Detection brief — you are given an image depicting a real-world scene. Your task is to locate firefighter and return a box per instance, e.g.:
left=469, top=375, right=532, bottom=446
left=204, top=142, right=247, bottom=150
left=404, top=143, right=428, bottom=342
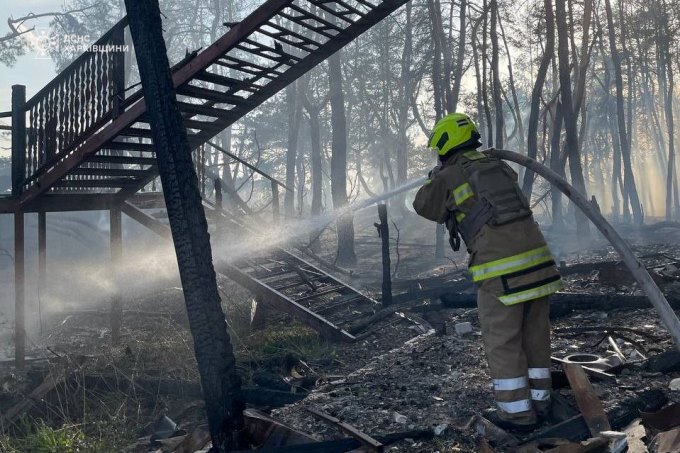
left=413, top=112, right=562, bottom=431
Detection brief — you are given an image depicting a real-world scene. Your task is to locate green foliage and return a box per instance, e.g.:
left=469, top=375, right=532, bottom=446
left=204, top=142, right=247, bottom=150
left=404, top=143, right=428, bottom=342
left=0, top=415, right=140, bottom=453
left=10, top=422, right=86, bottom=453
left=0, top=34, right=28, bottom=67
left=247, top=324, right=337, bottom=362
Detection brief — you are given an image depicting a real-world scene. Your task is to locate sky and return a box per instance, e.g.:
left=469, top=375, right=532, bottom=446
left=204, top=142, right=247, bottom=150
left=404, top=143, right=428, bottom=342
left=0, top=1, right=66, bottom=111
left=0, top=1, right=82, bottom=154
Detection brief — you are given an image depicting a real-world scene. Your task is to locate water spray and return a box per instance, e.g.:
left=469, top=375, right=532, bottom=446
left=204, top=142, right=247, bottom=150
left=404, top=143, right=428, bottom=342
left=267, top=176, right=429, bottom=245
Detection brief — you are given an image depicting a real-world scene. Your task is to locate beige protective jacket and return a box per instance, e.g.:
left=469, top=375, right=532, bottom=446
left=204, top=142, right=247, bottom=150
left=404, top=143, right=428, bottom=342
left=413, top=149, right=562, bottom=305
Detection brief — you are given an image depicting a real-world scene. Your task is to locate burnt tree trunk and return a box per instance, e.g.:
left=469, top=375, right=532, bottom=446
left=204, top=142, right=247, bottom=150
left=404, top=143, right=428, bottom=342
left=302, top=101, right=323, bottom=217
left=550, top=104, right=565, bottom=229
left=395, top=1, right=414, bottom=214
left=376, top=204, right=392, bottom=306
left=450, top=0, right=467, bottom=111
left=123, top=0, right=244, bottom=450
left=482, top=0, right=493, bottom=143
left=428, top=0, right=445, bottom=120
left=110, top=208, right=122, bottom=345
left=284, top=81, right=302, bottom=216
left=329, top=51, right=357, bottom=265
left=659, top=6, right=676, bottom=221
left=555, top=0, right=590, bottom=239
left=471, top=15, right=485, bottom=139
left=490, top=0, right=504, bottom=149
left=604, top=0, right=643, bottom=224
left=426, top=0, right=446, bottom=258
left=522, top=0, right=555, bottom=197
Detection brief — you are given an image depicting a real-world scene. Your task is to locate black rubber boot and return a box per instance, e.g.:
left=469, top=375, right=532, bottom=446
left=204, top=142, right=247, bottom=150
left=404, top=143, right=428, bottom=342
left=481, top=408, right=538, bottom=434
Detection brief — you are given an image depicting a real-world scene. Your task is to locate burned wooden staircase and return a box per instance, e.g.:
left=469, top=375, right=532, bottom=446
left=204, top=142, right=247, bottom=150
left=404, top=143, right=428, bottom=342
left=123, top=200, right=379, bottom=342
left=4, top=0, right=410, bottom=345
left=8, top=0, right=411, bottom=209
left=218, top=252, right=377, bottom=342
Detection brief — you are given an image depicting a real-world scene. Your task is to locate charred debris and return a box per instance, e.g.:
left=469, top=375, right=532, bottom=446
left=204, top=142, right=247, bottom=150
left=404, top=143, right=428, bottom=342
left=4, top=223, right=680, bottom=452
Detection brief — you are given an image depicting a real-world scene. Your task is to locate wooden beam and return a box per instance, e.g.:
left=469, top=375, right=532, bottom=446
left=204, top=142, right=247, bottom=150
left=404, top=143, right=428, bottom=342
left=207, top=140, right=291, bottom=191
left=110, top=208, right=123, bottom=344
left=88, top=155, right=156, bottom=166
left=106, top=141, right=156, bottom=152
left=120, top=201, right=172, bottom=239
left=0, top=357, right=87, bottom=431
left=71, top=168, right=149, bottom=177
left=14, top=211, right=25, bottom=370
left=306, top=407, right=383, bottom=451
left=38, top=211, right=46, bottom=333
left=21, top=194, right=119, bottom=213
left=563, top=362, right=611, bottom=437
left=11, top=85, right=26, bottom=196
left=55, top=178, right=139, bottom=188
left=0, top=197, right=18, bottom=213
left=177, top=100, right=232, bottom=117
left=177, top=84, right=255, bottom=106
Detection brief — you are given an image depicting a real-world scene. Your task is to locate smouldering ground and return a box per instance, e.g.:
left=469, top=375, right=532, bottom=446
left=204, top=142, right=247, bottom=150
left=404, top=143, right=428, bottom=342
left=2, top=216, right=680, bottom=451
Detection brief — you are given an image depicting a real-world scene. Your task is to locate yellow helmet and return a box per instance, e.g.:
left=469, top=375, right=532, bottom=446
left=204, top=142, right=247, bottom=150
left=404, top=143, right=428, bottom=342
left=428, top=113, right=481, bottom=156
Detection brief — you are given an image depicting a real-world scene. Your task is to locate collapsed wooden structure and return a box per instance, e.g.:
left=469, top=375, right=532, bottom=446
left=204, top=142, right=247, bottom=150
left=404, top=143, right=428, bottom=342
left=1, top=0, right=411, bottom=366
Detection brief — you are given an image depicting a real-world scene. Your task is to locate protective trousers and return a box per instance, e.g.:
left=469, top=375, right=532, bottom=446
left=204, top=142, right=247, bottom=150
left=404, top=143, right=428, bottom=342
left=477, top=289, right=552, bottom=425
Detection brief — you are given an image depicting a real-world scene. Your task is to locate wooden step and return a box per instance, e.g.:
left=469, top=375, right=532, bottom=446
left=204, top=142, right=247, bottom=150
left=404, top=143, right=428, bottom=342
left=89, top=155, right=156, bottom=166
left=71, top=167, right=149, bottom=177
left=56, top=178, right=139, bottom=188
left=106, top=141, right=156, bottom=152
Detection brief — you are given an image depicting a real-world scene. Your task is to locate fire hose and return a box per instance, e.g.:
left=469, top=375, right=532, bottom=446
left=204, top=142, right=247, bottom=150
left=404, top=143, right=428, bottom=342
left=489, top=148, right=680, bottom=352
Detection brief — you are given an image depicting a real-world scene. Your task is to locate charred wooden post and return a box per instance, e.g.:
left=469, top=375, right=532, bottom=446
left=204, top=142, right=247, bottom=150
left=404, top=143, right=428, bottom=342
left=12, top=84, right=27, bottom=370
left=13, top=212, right=25, bottom=370
left=38, top=211, right=46, bottom=334
left=110, top=23, right=127, bottom=119
left=110, top=207, right=123, bottom=344
left=375, top=203, right=392, bottom=306
left=11, top=85, right=26, bottom=196
left=214, top=178, right=223, bottom=210
left=271, top=180, right=280, bottom=221
left=124, top=0, right=245, bottom=448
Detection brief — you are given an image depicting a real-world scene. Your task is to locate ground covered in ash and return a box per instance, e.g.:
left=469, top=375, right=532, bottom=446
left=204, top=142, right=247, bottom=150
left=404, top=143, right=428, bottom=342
left=2, top=216, right=680, bottom=452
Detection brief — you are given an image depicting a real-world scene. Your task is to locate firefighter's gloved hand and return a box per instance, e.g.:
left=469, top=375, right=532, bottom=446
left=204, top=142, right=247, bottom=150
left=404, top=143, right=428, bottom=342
left=428, top=164, right=442, bottom=179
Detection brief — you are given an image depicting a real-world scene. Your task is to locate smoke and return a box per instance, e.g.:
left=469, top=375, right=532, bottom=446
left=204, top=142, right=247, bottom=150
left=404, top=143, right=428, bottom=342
left=0, top=176, right=432, bottom=360
left=214, top=176, right=428, bottom=260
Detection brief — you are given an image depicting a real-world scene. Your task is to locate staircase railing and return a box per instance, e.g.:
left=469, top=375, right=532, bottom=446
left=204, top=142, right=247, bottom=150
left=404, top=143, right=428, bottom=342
left=19, top=17, right=128, bottom=192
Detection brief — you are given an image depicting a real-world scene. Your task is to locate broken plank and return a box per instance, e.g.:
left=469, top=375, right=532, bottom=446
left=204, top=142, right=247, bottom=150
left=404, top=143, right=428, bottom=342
left=562, top=362, right=611, bottom=436
left=652, top=427, right=680, bottom=453
left=307, top=407, right=383, bottom=451
left=245, top=408, right=318, bottom=447
left=0, top=356, right=86, bottom=431
left=232, top=429, right=432, bottom=453
left=551, top=356, right=616, bottom=382
left=523, top=389, right=667, bottom=443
